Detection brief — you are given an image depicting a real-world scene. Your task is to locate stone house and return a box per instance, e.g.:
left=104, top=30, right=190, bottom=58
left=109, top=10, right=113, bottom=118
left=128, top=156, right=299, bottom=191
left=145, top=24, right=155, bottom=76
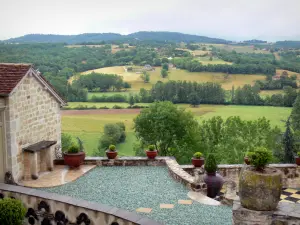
left=0, top=63, right=66, bottom=183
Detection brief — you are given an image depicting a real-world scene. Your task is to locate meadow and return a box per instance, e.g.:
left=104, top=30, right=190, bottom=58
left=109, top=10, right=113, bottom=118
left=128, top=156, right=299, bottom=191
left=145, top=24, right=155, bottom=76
left=62, top=104, right=291, bottom=156
left=76, top=66, right=266, bottom=91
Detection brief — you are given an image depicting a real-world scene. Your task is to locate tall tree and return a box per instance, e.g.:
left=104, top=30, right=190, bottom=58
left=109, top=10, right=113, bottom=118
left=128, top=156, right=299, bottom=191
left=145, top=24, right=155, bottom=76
left=161, top=69, right=168, bottom=78
left=188, top=92, right=201, bottom=107
left=283, top=118, right=295, bottom=163
left=291, top=95, right=300, bottom=132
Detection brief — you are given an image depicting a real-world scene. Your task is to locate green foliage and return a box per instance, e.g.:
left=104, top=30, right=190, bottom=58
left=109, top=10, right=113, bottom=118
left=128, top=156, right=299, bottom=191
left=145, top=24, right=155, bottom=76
left=291, top=95, right=300, bottom=132
left=160, top=69, right=168, bottom=78
left=0, top=198, right=26, bottom=225
left=233, top=84, right=263, bottom=105
left=76, top=137, right=84, bottom=152
left=61, top=133, right=74, bottom=152
left=140, top=71, right=150, bottom=83
left=297, top=152, right=300, bottom=157
left=248, top=147, right=273, bottom=170
left=128, top=95, right=135, bottom=106
left=109, top=144, right=116, bottom=151
left=68, top=144, right=80, bottom=153
left=193, top=152, right=203, bottom=159
left=134, top=101, right=200, bottom=163
left=198, top=116, right=282, bottom=164
left=90, top=94, right=127, bottom=102
left=148, top=145, right=155, bottom=151
left=188, top=92, right=201, bottom=107
left=98, top=122, right=126, bottom=151
left=204, top=154, right=217, bottom=173
left=283, top=118, right=295, bottom=163
left=162, top=63, right=169, bottom=71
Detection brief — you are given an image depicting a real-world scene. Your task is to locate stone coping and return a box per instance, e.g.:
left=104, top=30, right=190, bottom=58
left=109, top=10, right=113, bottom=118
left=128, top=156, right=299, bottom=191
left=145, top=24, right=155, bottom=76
left=181, top=164, right=298, bottom=170
left=0, top=183, right=162, bottom=225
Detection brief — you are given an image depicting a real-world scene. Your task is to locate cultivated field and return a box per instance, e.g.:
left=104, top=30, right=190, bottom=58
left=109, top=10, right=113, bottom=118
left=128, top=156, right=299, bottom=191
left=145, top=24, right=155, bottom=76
left=62, top=105, right=291, bottom=156
left=74, top=66, right=266, bottom=91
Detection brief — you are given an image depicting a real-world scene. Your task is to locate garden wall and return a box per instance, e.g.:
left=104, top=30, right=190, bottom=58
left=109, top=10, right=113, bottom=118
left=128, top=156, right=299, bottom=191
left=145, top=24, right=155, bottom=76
left=0, top=183, right=161, bottom=225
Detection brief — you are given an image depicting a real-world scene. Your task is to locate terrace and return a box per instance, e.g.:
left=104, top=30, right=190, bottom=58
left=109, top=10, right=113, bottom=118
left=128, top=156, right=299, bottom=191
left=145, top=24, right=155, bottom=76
left=2, top=156, right=300, bottom=225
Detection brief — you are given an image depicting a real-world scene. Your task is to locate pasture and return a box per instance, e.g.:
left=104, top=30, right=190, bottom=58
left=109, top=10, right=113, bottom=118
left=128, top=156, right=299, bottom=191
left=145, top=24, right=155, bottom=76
left=62, top=105, right=291, bottom=156
left=75, top=66, right=266, bottom=91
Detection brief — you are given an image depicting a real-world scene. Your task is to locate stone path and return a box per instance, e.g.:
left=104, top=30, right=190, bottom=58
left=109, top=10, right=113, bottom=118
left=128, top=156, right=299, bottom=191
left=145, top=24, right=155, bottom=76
left=20, top=165, right=96, bottom=188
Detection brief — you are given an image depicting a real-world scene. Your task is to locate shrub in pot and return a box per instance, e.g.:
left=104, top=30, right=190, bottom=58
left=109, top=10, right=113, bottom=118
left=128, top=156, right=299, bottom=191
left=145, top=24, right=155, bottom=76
left=0, top=198, right=26, bottom=225
left=203, top=154, right=224, bottom=198
left=146, top=145, right=158, bottom=159
left=192, top=152, right=205, bottom=167
left=239, top=147, right=282, bottom=211
left=295, top=152, right=300, bottom=166
left=76, top=137, right=86, bottom=163
left=63, top=145, right=84, bottom=168
left=106, top=144, right=118, bottom=159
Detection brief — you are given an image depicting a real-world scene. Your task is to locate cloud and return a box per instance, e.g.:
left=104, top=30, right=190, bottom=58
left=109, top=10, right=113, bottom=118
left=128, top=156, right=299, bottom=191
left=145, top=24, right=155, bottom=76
left=0, top=0, right=300, bottom=41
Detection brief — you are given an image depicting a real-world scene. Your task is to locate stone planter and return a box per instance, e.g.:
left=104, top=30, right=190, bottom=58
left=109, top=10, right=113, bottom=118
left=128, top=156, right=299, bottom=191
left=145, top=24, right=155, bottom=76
left=244, top=157, right=250, bottom=165
left=192, top=158, right=205, bottom=167
left=63, top=152, right=85, bottom=168
left=203, top=172, right=224, bottom=198
left=106, top=150, right=118, bottom=159
left=146, top=150, right=158, bottom=159
left=239, top=167, right=282, bottom=211
left=296, top=156, right=300, bottom=166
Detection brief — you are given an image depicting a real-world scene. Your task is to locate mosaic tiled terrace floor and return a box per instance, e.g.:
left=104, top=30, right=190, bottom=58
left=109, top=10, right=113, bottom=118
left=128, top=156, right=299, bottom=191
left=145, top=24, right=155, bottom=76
left=41, top=166, right=232, bottom=225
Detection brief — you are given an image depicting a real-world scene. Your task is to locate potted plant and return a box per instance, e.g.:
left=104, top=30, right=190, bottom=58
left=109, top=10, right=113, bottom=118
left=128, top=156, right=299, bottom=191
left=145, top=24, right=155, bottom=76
left=296, top=152, right=300, bottom=166
left=0, top=198, right=26, bottom=225
left=192, top=152, right=205, bottom=167
left=76, top=137, right=85, bottom=163
left=63, top=145, right=85, bottom=168
left=239, top=147, right=282, bottom=211
left=106, top=144, right=118, bottom=159
left=203, top=154, right=224, bottom=198
left=146, top=145, right=158, bottom=159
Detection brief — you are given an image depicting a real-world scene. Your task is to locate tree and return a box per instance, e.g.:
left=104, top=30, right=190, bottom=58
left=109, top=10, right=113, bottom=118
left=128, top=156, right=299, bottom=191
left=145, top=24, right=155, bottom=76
left=140, top=71, right=150, bottom=83
left=291, top=95, right=300, bottom=132
left=124, top=82, right=131, bottom=90
left=162, top=63, right=169, bottom=71
left=128, top=95, right=135, bottom=107
left=161, top=69, right=168, bottom=78
left=283, top=118, right=295, bottom=163
left=281, top=71, right=289, bottom=77
left=161, top=58, right=169, bottom=63
left=134, top=101, right=200, bottom=161
left=209, top=56, right=213, bottom=61
left=188, top=92, right=200, bottom=107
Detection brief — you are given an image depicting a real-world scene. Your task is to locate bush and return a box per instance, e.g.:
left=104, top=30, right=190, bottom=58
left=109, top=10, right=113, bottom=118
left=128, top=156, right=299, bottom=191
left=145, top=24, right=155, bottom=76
left=61, top=133, right=73, bottom=152
left=204, top=154, right=217, bottom=173
left=148, top=145, right=155, bottom=151
left=89, top=94, right=127, bottom=102
left=193, top=152, right=203, bottom=159
left=248, top=147, right=273, bottom=170
left=109, top=144, right=116, bottom=151
left=99, top=106, right=109, bottom=109
left=298, top=152, right=300, bottom=157
left=112, top=105, right=124, bottom=109
left=0, top=198, right=26, bottom=225
left=68, top=144, right=80, bottom=153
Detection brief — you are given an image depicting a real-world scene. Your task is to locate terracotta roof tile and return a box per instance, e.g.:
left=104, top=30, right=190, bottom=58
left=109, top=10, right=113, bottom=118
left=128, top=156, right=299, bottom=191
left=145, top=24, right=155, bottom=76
left=0, top=63, right=32, bottom=95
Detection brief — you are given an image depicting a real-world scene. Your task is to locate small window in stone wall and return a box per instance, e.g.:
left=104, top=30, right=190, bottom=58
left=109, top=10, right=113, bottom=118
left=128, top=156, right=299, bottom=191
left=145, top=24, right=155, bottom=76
left=27, top=96, right=30, bottom=99
left=111, top=223, right=119, bottom=225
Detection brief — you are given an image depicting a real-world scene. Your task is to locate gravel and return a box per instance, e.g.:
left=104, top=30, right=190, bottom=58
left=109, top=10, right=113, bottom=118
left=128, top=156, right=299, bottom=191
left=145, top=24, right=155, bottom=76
left=41, top=166, right=232, bottom=225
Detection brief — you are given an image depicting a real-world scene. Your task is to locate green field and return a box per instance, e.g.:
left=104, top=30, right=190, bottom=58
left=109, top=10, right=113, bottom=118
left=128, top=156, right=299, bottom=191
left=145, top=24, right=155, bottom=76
left=65, top=102, right=149, bottom=109
left=62, top=105, right=291, bottom=156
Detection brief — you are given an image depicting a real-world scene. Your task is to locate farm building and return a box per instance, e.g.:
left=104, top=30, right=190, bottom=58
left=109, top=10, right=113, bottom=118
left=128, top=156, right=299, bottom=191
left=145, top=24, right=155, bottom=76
left=272, top=75, right=281, bottom=81
left=0, top=63, right=66, bottom=183
left=143, top=64, right=154, bottom=71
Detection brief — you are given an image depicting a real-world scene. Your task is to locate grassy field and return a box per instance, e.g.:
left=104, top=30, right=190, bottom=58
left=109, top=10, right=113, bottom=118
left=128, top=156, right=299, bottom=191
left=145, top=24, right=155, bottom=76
left=202, top=43, right=271, bottom=54
left=196, top=56, right=233, bottom=65
left=260, top=90, right=284, bottom=97
left=75, top=66, right=266, bottom=91
left=62, top=104, right=291, bottom=156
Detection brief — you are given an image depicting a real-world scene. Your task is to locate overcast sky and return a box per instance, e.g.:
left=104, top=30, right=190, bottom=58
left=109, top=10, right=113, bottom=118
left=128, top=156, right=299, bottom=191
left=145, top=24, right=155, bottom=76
left=0, top=0, right=300, bottom=41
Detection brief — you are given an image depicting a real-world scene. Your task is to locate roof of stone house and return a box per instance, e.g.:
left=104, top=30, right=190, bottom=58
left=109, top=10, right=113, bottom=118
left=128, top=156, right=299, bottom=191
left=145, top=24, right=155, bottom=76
left=0, top=63, right=66, bottom=105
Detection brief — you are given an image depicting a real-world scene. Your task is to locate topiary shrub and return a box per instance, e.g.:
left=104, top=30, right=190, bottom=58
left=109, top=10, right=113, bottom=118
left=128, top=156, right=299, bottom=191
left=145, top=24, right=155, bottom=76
left=193, top=152, right=203, bottom=159
left=248, top=147, right=273, bottom=171
left=148, top=145, right=155, bottom=151
left=204, top=154, right=217, bottom=174
left=68, top=144, right=80, bottom=154
left=0, top=198, right=26, bottom=225
left=109, top=144, right=116, bottom=151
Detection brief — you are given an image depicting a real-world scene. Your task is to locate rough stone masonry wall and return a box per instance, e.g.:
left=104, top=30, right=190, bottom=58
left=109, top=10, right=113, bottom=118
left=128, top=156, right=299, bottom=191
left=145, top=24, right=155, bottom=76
left=5, top=75, right=61, bottom=181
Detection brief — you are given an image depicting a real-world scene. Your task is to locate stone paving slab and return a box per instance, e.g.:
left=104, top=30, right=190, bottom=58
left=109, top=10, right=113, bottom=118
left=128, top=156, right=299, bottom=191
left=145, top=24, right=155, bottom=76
left=20, top=165, right=96, bottom=188
left=160, top=204, right=174, bottom=209
left=178, top=200, right=193, bottom=205
left=136, top=208, right=152, bottom=213
left=188, top=191, right=221, bottom=206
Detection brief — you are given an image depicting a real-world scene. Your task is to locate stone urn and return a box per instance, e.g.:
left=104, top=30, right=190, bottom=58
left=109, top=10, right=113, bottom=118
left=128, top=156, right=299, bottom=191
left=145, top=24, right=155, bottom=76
left=239, top=167, right=282, bottom=211
left=203, top=172, right=224, bottom=198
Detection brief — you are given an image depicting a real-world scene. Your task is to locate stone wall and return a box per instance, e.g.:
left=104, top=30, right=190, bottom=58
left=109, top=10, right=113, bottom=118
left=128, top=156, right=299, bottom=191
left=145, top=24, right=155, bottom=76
left=0, top=183, right=161, bottom=225
left=5, top=75, right=62, bottom=181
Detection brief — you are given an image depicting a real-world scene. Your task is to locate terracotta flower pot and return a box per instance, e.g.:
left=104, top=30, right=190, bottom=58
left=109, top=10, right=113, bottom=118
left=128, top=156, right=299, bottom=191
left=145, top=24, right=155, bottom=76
left=244, top=157, right=250, bottom=165
left=106, top=150, right=118, bottom=159
left=80, top=151, right=86, bottom=164
left=203, top=172, right=224, bottom=198
left=296, top=156, right=300, bottom=166
left=239, top=167, right=282, bottom=211
left=146, top=150, right=158, bottom=159
left=192, top=158, right=205, bottom=167
left=63, top=152, right=85, bottom=168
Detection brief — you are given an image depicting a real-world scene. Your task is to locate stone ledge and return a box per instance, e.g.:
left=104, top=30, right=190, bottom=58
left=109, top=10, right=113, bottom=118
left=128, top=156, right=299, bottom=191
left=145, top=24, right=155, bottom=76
left=0, top=183, right=162, bottom=225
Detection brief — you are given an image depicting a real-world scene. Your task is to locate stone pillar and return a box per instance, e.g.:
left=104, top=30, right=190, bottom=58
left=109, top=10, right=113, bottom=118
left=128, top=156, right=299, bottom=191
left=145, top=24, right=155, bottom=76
left=30, top=153, right=38, bottom=180
left=46, top=147, right=54, bottom=171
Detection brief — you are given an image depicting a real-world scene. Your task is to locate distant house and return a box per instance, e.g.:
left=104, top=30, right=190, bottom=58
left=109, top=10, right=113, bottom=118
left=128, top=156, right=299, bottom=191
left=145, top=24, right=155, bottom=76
left=143, top=64, right=153, bottom=71
left=168, top=63, right=176, bottom=69
left=272, top=75, right=281, bottom=81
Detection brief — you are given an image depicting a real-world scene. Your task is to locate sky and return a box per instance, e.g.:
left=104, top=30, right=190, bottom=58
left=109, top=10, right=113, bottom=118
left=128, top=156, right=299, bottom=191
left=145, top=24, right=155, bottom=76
left=0, top=0, right=300, bottom=41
